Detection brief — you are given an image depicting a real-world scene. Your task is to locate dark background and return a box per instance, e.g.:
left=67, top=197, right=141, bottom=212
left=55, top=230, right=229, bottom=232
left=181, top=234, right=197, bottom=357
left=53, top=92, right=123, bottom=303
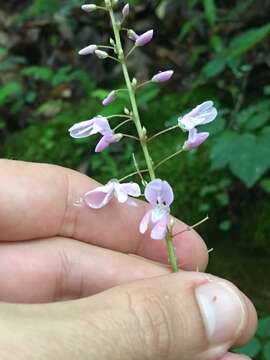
left=0, top=0, right=270, bottom=357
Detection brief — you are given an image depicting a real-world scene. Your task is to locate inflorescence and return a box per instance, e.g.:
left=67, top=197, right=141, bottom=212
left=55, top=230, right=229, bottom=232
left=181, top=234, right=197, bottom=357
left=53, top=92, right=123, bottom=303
left=69, top=0, right=218, bottom=272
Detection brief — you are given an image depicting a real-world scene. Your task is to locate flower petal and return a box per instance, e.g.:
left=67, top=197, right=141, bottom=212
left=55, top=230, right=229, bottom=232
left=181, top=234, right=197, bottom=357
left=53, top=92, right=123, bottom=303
left=180, top=101, right=217, bottom=130
left=84, top=184, right=114, bottom=209
left=144, top=179, right=174, bottom=206
left=144, top=179, right=163, bottom=205
left=68, top=119, right=94, bottom=138
left=183, top=128, right=209, bottom=150
left=161, top=181, right=174, bottom=206
left=139, top=210, right=152, bottom=234
left=119, top=183, right=141, bottom=197
left=151, top=214, right=169, bottom=240
left=92, top=116, right=111, bottom=135
left=95, top=135, right=111, bottom=152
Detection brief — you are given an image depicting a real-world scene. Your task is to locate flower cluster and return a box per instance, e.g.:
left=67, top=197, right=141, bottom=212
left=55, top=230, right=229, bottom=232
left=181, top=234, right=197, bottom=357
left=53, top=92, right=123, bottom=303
left=69, top=1, right=218, bottom=249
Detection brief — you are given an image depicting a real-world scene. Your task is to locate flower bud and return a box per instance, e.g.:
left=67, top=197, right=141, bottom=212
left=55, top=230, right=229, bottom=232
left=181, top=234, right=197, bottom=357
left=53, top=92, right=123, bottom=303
left=127, top=29, right=139, bottom=41
left=110, top=38, right=115, bottom=46
left=131, top=78, right=137, bottom=88
left=102, top=91, right=116, bottom=106
left=95, top=50, right=109, bottom=59
left=124, top=108, right=130, bottom=115
left=78, top=44, right=97, bottom=55
left=135, top=30, right=154, bottom=47
left=152, top=70, right=174, bottom=83
left=81, top=4, right=97, bottom=12
left=122, top=4, right=130, bottom=17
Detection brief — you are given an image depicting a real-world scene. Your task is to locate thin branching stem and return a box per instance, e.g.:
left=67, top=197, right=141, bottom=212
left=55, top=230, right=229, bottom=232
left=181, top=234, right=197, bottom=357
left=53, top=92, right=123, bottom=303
left=154, top=149, right=184, bottom=170
left=122, top=134, right=139, bottom=141
left=136, top=80, right=152, bottom=90
left=113, top=119, right=132, bottom=131
left=147, top=125, right=179, bottom=142
left=119, top=169, right=149, bottom=182
left=173, top=216, right=209, bottom=238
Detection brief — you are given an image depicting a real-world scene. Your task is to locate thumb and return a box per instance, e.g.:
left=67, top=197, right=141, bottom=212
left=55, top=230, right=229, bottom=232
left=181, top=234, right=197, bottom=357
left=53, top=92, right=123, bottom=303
left=4, top=272, right=256, bottom=360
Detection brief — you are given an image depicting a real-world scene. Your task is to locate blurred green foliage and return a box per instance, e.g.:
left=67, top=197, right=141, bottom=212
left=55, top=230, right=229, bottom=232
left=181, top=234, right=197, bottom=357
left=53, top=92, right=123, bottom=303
left=0, top=0, right=270, bottom=354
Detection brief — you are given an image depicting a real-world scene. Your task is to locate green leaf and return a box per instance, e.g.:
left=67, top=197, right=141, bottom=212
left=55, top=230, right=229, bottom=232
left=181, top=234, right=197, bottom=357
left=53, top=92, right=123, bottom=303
left=229, top=132, right=270, bottom=187
left=235, top=100, right=270, bottom=130
left=210, top=131, right=238, bottom=170
left=211, top=130, right=270, bottom=187
left=257, top=316, right=270, bottom=338
left=22, top=66, right=54, bottom=82
left=260, top=179, right=270, bottom=194
left=203, top=0, right=217, bottom=27
left=219, top=220, right=231, bottom=231
left=228, top=23, right=270, bottom=59
left=202, top=56, right=226, bottom=78
left=234, top=337, right=261, bottom=357
left=179, top=17, right=201, bottom=41
left=264, top=341, right=270, bottom=360
left=0, top=82, right=22, bottom=106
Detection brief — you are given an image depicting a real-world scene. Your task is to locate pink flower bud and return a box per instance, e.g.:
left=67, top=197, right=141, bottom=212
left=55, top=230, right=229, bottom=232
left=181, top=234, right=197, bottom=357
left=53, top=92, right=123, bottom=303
left=81, top=4, right=97, bottom=12
left=122, top=4, right=130, bottom=17
left=135, top=30, right=154, bottom=47
left=152, top=70, right=174, bottom=83
left=102, top=91, right=116, bottom=106
left=78, top=45, right=97, bottom=55
left=95, top=50, right=109, bottom=59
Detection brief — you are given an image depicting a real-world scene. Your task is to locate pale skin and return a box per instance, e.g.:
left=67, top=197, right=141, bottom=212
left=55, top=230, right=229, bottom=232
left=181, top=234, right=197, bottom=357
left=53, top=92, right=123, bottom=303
left=0, top=160, right=257, bottom=360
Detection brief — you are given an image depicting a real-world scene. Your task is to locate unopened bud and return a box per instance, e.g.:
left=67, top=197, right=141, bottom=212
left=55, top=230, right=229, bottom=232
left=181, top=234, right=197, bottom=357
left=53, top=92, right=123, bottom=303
left=135, top=30, right=154, bottom=47
left=102, top=91, right=116, bottom=106
left=78, top=44, right=97, bottom=55
left=81, top=4, right=97, bottom=12
left=110, top=38, right=115, bottom=46
left=152, top=70, right=174, bottom=83
left=142, top=126, right=147, bottom=137
left=95, top=50, right=109, bottom=59
left=124, top=108, right=130, bottom=115
left=131, top=78, right=137, bottom=88
left=122, top=4, right=130, bottom=17
left=169, top=217, right=175, bottom=231
left=127, top=29, right=139, bottom=41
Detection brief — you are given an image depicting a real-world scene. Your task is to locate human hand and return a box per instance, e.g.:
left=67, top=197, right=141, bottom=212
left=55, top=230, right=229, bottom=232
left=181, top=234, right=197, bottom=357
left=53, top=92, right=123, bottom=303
left=0, top=160, right=257, bottom=360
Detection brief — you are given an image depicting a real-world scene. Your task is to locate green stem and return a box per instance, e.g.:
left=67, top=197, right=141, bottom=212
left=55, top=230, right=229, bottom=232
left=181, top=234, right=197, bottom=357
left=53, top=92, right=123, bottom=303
left=107, top=1, right=178, bottom=272
left=108, top=5, right=155, bottom=181
left=166, top=233, right=179, bottom=272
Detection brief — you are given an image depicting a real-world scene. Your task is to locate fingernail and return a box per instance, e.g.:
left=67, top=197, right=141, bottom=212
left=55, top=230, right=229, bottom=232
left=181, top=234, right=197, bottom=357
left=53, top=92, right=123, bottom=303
left=195, top=281, right=247, bottom=345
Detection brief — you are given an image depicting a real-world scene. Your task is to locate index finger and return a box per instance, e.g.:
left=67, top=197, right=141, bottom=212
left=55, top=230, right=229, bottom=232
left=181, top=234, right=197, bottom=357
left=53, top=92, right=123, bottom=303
left=0, top=160, right=208, bottom=270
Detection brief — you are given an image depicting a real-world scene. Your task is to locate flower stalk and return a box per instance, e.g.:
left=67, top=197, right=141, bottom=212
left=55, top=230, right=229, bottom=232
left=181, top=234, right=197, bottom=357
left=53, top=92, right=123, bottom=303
left=107, top=1, right=178, bottom=271
left=70, top=1, right=218, bottom=274
left=107, top=3, right=156, bottom=181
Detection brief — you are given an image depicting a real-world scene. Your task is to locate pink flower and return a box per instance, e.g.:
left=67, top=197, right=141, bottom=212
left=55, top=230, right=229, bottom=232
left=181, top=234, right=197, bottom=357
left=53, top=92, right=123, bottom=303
left=135, top=30, right=154, bottom=47
left=78, top=45, right=97, bottom=55
left=84, top=180, right=141, bottom=209
left=69, top=116, right=122, bottom=152
left=152, top=70, right=174, bottom=83
left=140, top=179, right=174, bottom=240
left=102, top=91, right=116, bottom=106
left=69, top=116, right=109, bottom=138
left=183, top=128, right=209, bottom=150
left=178, top=101, right=217, bottom=131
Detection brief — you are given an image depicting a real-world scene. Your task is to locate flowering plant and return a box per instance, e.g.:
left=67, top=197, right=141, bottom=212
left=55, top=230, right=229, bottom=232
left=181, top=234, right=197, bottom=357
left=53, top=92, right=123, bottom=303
left=69, top=0, right=218, bottom=272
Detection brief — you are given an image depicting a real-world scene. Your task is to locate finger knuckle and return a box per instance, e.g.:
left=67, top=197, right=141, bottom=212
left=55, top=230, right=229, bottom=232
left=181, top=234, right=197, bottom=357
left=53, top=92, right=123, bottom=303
left=125, top=286, right=174, bottom=360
